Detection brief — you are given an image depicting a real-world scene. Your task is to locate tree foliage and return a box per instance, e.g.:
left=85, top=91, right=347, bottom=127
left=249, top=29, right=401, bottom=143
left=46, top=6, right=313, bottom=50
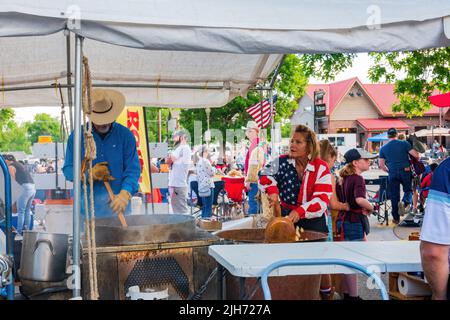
left=368, top=48, right=450, bottom=116
left=25, top=113, right=61, bottom=144
left=298, top=53, right=357, bottom=82
left=0, top=108, right=31, bottom=153
left=179, top=54, right=309, bottom=142
left=144, top=107, right=171, bottom=143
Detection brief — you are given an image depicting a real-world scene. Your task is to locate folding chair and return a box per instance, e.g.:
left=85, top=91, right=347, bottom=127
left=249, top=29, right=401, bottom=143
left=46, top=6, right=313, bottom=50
left=365, top=176, right=391, bottom=225
left=221, top=176, right=247, bottom=218
left=189, top=180, right=202, bottom=218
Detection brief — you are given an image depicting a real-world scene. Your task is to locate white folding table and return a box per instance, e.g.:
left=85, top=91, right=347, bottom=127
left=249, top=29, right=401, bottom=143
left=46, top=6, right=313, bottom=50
left=208, top=241, right=422, bottom=299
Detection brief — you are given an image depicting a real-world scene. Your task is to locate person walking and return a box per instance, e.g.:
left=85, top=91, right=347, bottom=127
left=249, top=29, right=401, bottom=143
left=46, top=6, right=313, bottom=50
left=167, top=130, right=192, bottom=214
left=379, top=128, right=419, bottom=224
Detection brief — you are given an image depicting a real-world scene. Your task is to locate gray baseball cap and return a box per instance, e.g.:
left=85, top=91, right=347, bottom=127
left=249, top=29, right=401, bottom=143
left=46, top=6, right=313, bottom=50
left=344, top=148, right=378, bottom=164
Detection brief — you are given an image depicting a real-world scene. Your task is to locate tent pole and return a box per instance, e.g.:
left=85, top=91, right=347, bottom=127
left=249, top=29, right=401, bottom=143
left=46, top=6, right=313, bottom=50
left=269, top=88, right=275, bottom=157
left=72, top=35, right=84, bottom=299
left=268, top=55, right=286, bottom=88
left=66, top=31, right=74, bottom=132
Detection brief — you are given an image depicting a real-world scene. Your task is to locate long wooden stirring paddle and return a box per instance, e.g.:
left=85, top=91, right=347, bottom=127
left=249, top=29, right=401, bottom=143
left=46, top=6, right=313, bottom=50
left=104, top=179, right=128, bottom=228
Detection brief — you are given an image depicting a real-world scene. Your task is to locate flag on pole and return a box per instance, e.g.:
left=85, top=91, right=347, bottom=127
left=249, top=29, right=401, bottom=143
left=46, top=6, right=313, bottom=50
left=246, top=95, right=277, bottom=128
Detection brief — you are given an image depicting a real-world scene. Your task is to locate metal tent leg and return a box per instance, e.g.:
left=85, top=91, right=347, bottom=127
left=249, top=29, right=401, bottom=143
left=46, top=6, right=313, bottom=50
left=71, top=35, right=84, bottom=299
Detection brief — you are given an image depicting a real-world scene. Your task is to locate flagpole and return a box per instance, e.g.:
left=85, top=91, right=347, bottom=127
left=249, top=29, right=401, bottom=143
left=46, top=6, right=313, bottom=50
left=259, top=86, right=264, bottom=142
left=269, top=89, right=275, bottom=157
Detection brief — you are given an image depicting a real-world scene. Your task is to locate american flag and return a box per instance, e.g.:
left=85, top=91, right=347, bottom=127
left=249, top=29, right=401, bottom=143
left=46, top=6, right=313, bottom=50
left=246, top=95, right=277, bottom=129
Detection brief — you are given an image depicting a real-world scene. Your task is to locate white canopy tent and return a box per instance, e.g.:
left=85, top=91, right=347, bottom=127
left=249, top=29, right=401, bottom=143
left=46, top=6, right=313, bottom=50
left=1, top=0, right=449, bottom=109
left=415, top=127, right=450, bottom=137
left=0, top=0, right=449, bottom=299
left=0, top=32, right=282, bottom=109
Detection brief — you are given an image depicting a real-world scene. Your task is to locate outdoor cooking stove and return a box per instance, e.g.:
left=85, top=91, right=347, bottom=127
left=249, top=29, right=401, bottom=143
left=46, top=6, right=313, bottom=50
left=81, top=214, right=219, bottom=300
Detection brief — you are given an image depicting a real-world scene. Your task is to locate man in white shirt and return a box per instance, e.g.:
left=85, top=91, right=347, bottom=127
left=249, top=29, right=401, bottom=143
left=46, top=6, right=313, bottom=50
left=167, top=130, right=192, bottom=214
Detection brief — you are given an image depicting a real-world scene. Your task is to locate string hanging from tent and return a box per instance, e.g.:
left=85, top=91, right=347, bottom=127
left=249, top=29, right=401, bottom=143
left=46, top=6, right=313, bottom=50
left=81, top=56, right=99, bottom=300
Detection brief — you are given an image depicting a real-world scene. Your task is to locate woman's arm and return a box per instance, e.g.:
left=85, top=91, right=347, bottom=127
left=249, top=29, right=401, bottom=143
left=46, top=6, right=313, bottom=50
left=205, top=160, right=215, bottom=177
left=258, top=157, right=281, bottom=196
left=8, top=165, right=16, bottom=181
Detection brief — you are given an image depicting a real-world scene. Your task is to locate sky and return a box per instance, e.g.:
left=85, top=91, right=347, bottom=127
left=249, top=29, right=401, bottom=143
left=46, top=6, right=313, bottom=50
left=12, top=53, right=373, bottom=124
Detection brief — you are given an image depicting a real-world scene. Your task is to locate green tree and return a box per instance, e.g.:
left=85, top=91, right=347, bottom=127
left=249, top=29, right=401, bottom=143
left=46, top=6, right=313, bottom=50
left=25, top=113, right=61, bottom=144
left=368, top=48, right=450, bottom=116
left=143, top=107, right=171, bottom=142
left=298, top=53, right=357, bottom=82
left=0, top=108, right=31, bottom=153
left=297, top=50, right=450, bottom=117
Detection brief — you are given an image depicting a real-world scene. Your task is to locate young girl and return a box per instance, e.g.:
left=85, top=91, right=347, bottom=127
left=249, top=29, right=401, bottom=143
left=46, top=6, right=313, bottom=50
left=337, top=148, right=376, bottom=300
left=319, top=140, right=350, bottom=300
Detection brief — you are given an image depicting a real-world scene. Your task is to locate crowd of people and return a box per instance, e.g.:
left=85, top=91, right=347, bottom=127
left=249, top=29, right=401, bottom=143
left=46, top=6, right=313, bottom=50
left=1, top=87, right=447, bottom=300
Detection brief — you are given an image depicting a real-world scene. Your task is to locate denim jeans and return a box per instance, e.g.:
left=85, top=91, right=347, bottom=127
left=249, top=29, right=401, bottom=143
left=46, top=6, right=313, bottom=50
left=201, top=188, right=213, bottom=218
left=336, top=220, right=365, bottom=241
left=17, top=183, right=36, bottom=234
left=388, top=168, right=412, bottom=221
left=247, top=183, right=259, bottom=215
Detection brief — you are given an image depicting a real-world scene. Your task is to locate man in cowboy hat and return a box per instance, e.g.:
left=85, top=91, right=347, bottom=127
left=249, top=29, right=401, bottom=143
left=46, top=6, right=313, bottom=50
left=63, top=89, right=140, bottom=218
left=242, top=120, right=261, bottom=214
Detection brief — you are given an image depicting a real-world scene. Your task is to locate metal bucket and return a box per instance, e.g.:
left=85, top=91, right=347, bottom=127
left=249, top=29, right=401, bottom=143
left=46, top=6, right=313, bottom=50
left=93, top=214, right=197, bottom=246
left=19, top=231, right=69, bottom=282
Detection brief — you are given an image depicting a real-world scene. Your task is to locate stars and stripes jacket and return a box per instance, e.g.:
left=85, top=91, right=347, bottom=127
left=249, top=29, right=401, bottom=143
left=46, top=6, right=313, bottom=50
left=259, top=155, right=332, bottom=219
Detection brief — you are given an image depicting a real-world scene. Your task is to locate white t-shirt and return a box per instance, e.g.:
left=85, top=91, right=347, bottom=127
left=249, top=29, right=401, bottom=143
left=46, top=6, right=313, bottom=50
left=168, top=144, right=192, bottom=188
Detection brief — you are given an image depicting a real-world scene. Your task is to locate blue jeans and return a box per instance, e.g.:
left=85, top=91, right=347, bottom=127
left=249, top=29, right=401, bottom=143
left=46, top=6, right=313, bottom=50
left=248, top=183, right=259, bottom=215
left=336, top=220, right=365, bottom=241
left=17, top=183, right=36, bottom=234
left=201, top=188, right=213, bottom=218
left=388, top=168, right=412, bottom=221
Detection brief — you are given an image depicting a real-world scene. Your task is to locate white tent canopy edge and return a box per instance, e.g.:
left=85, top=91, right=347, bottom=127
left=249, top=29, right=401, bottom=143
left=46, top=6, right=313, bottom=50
left=1, top=1, right=450, bottom=300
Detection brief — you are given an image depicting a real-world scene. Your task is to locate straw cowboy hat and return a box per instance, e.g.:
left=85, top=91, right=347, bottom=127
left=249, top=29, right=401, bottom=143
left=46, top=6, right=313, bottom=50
left=88, top=89, right=126, bottom=125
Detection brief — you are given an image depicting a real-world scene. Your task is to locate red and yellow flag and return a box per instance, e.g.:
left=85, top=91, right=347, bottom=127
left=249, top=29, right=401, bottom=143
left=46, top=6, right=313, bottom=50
left=116, top=106, right=151, bottom=193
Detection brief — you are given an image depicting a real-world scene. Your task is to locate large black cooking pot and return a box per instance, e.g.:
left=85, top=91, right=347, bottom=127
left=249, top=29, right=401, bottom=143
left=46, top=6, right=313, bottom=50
left=92, top=214, right=197, bottom=246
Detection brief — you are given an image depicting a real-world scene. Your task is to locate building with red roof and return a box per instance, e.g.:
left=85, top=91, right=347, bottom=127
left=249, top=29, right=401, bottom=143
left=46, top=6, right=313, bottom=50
left=292, top=77, right=449, bottom=151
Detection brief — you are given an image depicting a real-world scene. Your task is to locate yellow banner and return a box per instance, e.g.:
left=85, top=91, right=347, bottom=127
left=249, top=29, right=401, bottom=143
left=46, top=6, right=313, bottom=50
left=116, top=106, right=151, bottom=193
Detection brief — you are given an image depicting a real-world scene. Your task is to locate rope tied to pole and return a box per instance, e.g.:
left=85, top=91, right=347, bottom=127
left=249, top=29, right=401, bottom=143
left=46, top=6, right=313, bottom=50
left=81, top=55, right=99, bottom=300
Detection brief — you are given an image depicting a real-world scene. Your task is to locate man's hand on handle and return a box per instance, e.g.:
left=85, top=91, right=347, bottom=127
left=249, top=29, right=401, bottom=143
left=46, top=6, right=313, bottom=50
left=91, top=161, right=113, bottom=181
left=110, top=189, right=131, bottom=216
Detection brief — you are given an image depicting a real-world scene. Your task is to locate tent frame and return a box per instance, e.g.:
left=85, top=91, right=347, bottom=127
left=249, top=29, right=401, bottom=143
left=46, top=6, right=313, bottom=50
left=70, top=35, right=285, bottom=299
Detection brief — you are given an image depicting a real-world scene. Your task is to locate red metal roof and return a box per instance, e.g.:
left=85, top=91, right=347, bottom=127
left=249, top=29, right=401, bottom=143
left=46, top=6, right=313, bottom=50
left=357, top=118, right=410, bottom=131
left=305, top=78, right=441, bottom=116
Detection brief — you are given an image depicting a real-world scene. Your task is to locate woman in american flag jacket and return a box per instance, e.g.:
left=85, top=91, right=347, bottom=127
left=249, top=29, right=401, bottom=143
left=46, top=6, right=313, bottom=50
left=259, top=125, right=333, bottom=233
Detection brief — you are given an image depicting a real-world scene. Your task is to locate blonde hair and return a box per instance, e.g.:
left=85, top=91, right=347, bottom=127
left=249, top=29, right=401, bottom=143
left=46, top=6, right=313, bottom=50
left=293, top=125, right=319, bottom=161
left=339, top=163, right=357, bottom=181
left=319, top=139, right=337, bottom=164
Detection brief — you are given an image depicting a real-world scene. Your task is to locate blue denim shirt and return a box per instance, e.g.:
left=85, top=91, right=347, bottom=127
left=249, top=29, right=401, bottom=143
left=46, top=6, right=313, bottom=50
left=63, top=122, right=140, bottom=217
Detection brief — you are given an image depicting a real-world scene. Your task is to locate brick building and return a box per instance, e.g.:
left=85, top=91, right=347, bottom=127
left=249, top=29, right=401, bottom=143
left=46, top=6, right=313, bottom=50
left=291, top=77, right=449, bottom=151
